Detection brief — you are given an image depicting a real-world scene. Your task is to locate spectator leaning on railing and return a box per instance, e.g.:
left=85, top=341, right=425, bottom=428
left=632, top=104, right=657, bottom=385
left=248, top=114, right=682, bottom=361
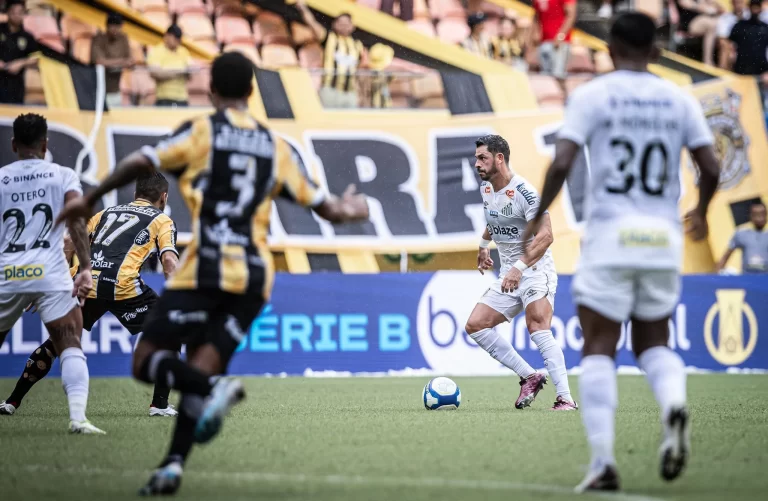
left=718, top=201, right=768, bottom=274
left=296, top=0, right=367, bottom=109
left=91, top=13, right=132, bottom=109
left=147, top=25, right=193, bottom=107
left=531, top=0, right=576, bottom=98
left=0, top=0, right=39, bottom=105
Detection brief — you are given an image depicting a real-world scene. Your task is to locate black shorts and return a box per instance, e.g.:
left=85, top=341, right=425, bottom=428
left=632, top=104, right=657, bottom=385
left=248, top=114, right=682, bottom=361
left=82, top=289, right=158, bottom=335
left=141, top=289, right=265, bottom=367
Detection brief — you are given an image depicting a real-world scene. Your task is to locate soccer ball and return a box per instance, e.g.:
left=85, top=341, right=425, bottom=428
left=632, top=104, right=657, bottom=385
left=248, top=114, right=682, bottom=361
left=422, top=377, right=461, bottom=410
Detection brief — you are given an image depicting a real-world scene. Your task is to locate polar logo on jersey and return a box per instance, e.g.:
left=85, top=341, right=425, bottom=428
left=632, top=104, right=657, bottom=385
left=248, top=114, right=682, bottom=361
left=501, top=203, right=514, bottom=217
left=134, top=230, right=150, bottom=246
left=3, top=264, right=44, bottom=281
left=516, top=183, right=537, bottom=206
left=91, top=251, right=114, bottom=269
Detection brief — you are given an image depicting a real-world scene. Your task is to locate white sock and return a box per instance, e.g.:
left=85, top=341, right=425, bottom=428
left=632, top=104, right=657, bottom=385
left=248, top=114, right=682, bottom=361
left=60, top=347, right=89, bottom=422
left=470, top=327, right=535, bottom=378
left=638, top=346, right=687, bottom=422
left=579, top=355, right=617, bottom=470
left=531, top=330, right=572, bottom=401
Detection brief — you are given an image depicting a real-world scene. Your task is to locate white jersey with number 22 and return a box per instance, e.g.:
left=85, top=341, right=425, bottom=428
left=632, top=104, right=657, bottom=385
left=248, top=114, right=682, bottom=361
left=558, top=70, right=714, bottom=270
left=0, top=159, right=82, bottom=293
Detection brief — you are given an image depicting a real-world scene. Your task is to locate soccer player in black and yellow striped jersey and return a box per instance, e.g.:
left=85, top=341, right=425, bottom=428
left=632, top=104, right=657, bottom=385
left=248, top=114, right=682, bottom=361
left=57, top=51, right=370, bottom=496
left=0, top=173, right=180, bottom=418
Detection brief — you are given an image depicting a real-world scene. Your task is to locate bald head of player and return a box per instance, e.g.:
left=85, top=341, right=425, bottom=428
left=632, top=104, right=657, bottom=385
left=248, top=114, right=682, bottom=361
left=608, top=12, right=659, bottom=71
left=209, top=51, right=254, bottom=109
left=12, top=113, right=48, bottom=160
left=474, top=134, right=511, bottom=183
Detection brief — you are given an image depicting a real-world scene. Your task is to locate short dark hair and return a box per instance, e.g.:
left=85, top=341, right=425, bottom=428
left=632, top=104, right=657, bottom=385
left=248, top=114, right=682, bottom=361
left=335, top=12, right=352, bottom=22
left=475, top=135, right=510, bottom=164
left=13, top=113, right=47, bottom=148
left=135, top=171, right=169, bottom=203
left=107, top=12, right=123, bottom=26
left=751, top=200, right=766, bottom=209
left=6, top=0, right=25, bottom=11
left=211, top=51, right=254, bottom=99
left=166, top=24, right=182, bottom=39
left=610, top=12, right=656, bottom=56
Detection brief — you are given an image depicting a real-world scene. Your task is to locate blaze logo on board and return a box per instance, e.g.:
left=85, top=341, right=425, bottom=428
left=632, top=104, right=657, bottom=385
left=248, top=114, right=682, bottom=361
left=694, top=90, right=750, bottom=190
left=704, top=289, right=757, bottom=366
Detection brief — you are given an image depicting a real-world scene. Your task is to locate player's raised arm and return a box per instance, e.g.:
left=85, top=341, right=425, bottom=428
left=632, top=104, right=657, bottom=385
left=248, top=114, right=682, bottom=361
left=273, top=138, right=369, bottom=222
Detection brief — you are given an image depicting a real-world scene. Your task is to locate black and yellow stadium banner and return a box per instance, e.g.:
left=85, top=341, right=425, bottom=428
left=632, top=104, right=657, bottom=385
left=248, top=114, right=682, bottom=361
left=1, top=73, right=765, bottom=274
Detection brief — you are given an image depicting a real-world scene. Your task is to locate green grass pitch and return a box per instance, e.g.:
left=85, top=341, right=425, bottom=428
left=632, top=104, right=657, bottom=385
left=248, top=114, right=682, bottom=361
left=1, top=375, right=767, bottom=501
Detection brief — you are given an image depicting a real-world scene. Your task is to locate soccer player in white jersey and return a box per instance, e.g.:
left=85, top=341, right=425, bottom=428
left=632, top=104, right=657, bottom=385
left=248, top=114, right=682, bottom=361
left=465, top=134, right=577, bottom=411
left=0, top=114, right=105, bottom=434
left=522, top=13, right=720, bottom=492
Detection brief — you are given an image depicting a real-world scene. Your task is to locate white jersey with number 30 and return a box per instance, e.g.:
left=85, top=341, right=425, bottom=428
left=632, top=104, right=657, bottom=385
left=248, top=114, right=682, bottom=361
left=559, top=70, right=714, bottom=270
left=0, top=159, right=82, bottom=293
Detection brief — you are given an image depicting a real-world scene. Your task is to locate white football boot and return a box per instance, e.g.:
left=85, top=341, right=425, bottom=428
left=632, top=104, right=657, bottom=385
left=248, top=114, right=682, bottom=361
left=69, top=420, right=107, bottom=435
left=0, top=400, right=16, bottom=415
left=194, top=378, right=245, bottom=444
left=149, top=404, right=178, bottom=417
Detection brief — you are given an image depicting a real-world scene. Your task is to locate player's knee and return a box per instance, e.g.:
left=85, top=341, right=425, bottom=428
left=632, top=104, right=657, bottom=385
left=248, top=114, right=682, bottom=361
left=464, top=317, right=492, bottom=335
left=526, top=317, right=550, bottom=334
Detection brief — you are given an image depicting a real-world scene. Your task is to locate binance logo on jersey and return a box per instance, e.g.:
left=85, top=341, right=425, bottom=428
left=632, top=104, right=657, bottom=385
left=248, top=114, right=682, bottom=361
left=91, top=251, right=115, bottom=269
left=3, top=264, right=44, bottom=281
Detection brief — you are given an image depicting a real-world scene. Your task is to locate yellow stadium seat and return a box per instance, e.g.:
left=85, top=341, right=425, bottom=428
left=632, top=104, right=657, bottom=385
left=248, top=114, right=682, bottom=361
left=260, top=44, right=298, bottom=69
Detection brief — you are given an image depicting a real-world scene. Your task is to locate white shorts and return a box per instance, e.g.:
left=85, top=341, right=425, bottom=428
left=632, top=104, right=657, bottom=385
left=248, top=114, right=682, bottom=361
left=572, top=266, right=680, bottom=323
left=0, top=292, right=79, bottom=332
left=478, top=271, right=557, bottom=321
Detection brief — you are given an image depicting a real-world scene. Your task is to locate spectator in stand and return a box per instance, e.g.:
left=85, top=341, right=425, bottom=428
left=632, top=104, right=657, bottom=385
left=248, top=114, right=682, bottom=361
left=531, top=0, right=576, bottom=96
left=492, top=17, right=526, bottom=71
left=147, top=25, right=193, bottom=107
left=91, top=13, right=132, bottom=109
left=381, top=0, right=414, bottom=21
left=462, top=13, right=492, bottom=58
left=0, top=0, right=39, bottom=105
left=296, top=0, right=367, bottom=109
left=728, top=0, right=768, bottom=76
left=718, top=201, right=768, bottom=274
left=369, top=43, right=394, bottom=109
left=717, top=0, right=750, bottom=69
left=674, top=0, right=723, bottom=66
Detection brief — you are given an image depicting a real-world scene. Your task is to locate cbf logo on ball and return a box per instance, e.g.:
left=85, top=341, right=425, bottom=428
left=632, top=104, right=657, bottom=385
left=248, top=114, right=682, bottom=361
left=417, top=271, right=507, bottom=375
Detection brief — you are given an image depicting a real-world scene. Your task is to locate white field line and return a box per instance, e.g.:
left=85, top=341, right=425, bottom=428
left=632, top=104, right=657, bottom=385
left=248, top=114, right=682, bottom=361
left=14, top=464, right=665, bottom=501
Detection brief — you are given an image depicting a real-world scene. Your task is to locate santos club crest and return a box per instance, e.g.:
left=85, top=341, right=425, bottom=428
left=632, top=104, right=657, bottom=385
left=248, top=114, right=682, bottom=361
left=690, top=89, right=750, bottom=190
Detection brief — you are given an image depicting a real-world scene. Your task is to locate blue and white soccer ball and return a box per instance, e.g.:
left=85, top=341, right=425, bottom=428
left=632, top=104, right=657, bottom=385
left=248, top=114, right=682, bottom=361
left=423, top=377, right=461, bottom=410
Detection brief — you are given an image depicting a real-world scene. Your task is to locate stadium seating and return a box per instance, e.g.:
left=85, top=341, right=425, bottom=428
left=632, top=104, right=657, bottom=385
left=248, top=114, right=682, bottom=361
left=24, top=14, right=64, bottom=52
left=224, top=43, right=261, bottom=65
left=71, top=37, right=93, bottom=64
left=215, top=15, right=252, bottom=45
left=255, top=12, right=291, bottom=46
left=435, top=18, right=469, bottom=45
left=61, top=15, right=96, bottom=43
left=169, top=0, right=208, bottom=16
left=357, top=0, right=383, bottom=9
left=411, top=72, right=445, bottom=109
left=178, top=13, right=216, bottom=42
left=144, top=10, right=172, bottom=31
left=291, top=22, right=317, bottom=47
left=133, top=0, right=168, bottom=13
left=297, top=43, right=323, bottom=69
left=260, top=44, right=299, bottom=69
left=24, top=68, right=45, bottom=105
left=187, top=65, right=211, bottom=106
left=567, top=45, right=595, bottom=73
left=429, top=0, right=466, bottom=20
left=406, top=19, right=436, bottom=38
left=528, top=74, right=563, bottom=107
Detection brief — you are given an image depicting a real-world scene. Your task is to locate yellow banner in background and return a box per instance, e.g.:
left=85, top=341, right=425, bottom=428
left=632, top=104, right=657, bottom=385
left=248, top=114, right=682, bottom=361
left=1, top=75, right=765, bottom=274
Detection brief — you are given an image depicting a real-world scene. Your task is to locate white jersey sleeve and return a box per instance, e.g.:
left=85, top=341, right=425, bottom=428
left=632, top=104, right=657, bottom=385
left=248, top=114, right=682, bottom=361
left=61, top=166, right=83, bottom=196
left=683, top=93, right=715, bottom=150
left=558, top=85, right=601, bottom=147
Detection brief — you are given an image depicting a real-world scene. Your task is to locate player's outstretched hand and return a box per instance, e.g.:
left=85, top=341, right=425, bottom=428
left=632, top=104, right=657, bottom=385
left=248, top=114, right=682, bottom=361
left=477, top=247, right=493, bottom=275
left=341, top=184, right=370, bottom=221
left=501, top=268, right=522, bottom=293
left=55, top=195, right=93, bottom=227
left=72, top=270, right=93, bottom=306
left=684, top=209, right=709, bottom=241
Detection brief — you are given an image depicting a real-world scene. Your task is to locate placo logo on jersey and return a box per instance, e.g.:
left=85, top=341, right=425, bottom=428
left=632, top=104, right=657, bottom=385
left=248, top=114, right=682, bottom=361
left=696, top=90, right=750, bottom=190
left=3, top=264, right=44, bottom=281
left=134, top=229, right=150, bottom=246
left=91, top=251, right=114, bottom=269
left=516, top=183, right=537, bottom=206
left=704, top=289, right=757, bottom=366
